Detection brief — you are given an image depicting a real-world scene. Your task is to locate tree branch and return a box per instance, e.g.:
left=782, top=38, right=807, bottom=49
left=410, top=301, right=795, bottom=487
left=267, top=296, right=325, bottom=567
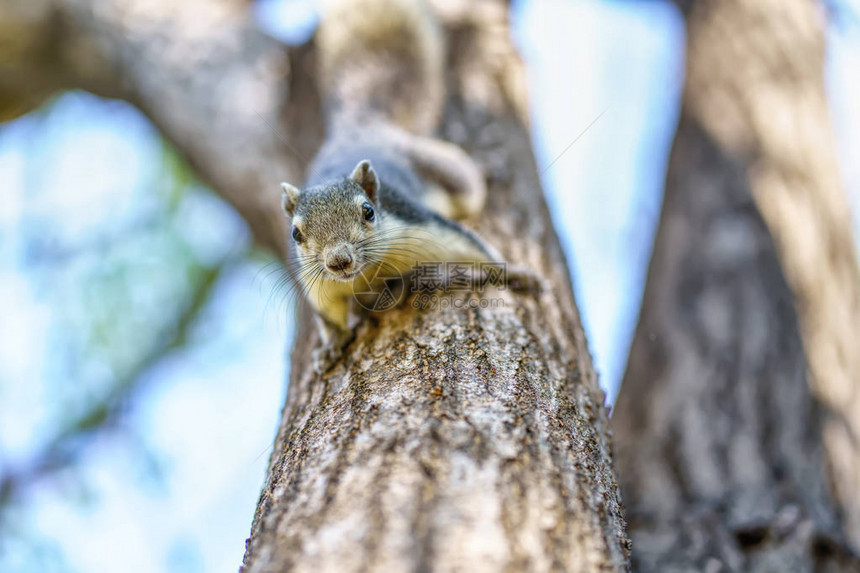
left=1, top=0, right=324, bottom=257
left=242, top=2, right=629, bottom=570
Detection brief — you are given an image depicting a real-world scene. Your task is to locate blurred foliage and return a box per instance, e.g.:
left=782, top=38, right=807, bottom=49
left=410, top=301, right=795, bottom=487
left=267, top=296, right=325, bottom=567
left=0, top=91, right=262, bottom=570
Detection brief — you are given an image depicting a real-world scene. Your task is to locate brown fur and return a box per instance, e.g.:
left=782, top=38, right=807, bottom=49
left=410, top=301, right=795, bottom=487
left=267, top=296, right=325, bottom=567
left=317, top=0, right=444, bottom=135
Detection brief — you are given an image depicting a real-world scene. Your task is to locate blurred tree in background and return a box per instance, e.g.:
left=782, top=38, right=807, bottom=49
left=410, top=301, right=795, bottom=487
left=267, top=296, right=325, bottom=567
left=0, top=93, right=285, bottom=572
left=1, top=103, right=229, bottom=507
left=613, top=0, right=860, bottom=570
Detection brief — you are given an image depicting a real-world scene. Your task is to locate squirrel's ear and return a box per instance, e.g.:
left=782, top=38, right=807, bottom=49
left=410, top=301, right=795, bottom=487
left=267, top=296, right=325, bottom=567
left=281, top=182, right=301, bottom=217
left=349, top=160, right=379, bottom=202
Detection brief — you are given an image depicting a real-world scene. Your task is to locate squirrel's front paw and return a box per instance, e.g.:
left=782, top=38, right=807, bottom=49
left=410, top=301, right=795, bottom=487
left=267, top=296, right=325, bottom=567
left=505, top=265, right=543, bottom=297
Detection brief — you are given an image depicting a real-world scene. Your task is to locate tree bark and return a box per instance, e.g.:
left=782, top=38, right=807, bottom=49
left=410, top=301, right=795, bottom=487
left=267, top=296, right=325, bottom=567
left=242, top=3, right=630, bottom=571
left=1, top=0, right=631, bottom=570
left=612, top=0, right=860, bottom=570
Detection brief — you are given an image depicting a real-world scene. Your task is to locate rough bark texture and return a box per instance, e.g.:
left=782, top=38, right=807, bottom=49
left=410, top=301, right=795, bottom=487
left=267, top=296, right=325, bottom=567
left=1, top=0, right=630, bottom=570
left=242, top=3, right=630, bottom=571
left=611, top=0, right=860, bottom=570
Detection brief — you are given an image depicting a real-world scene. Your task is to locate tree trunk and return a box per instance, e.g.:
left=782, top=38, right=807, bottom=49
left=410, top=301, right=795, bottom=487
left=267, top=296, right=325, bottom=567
left=0, top=0, right=630, bottom=570
left=241, top=3, right=630, bottom=571
left=612, top=0, right=860, bottom=570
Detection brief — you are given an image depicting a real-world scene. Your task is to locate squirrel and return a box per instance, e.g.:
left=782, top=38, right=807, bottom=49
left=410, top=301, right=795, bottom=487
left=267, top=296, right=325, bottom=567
left=280, top=0, right=539, bottom=369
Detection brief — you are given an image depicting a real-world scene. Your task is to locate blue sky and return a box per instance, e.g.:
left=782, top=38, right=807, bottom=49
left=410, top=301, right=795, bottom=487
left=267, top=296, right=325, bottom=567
left=1, top=1, right=858, bottom=572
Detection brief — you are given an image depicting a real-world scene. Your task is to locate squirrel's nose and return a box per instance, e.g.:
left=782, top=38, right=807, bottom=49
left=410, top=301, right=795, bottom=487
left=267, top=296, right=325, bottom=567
left=326, top=252, right=354, bottom=272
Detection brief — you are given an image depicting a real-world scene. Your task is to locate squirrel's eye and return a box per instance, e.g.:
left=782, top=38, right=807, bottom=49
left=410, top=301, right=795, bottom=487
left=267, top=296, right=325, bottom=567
left=291, top=225, right=303, bottom=243
left=362, top=202, right=375, bottom=222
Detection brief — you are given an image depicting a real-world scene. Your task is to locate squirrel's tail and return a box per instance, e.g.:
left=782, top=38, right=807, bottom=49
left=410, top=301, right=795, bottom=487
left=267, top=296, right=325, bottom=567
left=317, top=0, right=444, bottom=135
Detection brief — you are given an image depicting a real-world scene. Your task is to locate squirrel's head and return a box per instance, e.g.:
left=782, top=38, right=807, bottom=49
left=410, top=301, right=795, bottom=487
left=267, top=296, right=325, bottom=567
left=281, top=160, right=381, bottom=282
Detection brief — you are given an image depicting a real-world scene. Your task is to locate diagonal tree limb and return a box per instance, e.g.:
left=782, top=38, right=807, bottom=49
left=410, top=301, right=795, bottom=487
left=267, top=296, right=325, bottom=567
left=1, top=0, right=323, bottom=257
